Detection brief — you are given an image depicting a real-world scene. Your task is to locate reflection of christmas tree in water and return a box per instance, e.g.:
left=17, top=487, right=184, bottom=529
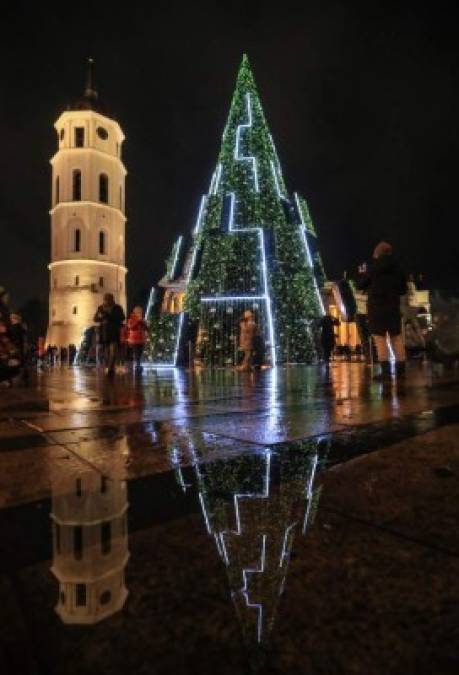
left=169, top=440, right=325, bottom=649
left=50, top=465, right=129, bottom=625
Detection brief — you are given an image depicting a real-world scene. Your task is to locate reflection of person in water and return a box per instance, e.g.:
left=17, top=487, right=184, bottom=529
left=50, top=467, right=129, bottom=625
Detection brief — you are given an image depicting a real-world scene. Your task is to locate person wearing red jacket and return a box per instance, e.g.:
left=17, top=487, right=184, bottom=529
left=127, top=306, right=147, bottom=372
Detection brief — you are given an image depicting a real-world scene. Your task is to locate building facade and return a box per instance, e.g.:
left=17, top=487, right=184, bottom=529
left=46, top=61, right=127, bottom=348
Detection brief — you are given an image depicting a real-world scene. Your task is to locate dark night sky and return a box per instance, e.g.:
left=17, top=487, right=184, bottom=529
left=1, top=1, right=458, bottom=311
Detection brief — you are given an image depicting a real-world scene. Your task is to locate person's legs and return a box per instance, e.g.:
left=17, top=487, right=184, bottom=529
left=238, top=350, right=252, bottom=371
left=117, top=344, right=126, bottom=373
left=322, top=345, right=332, bottom=362
left=372, top=334, right=391, bottom=379
left=106, top=342, right=118, bottom=375
left=134, top=344, right=144, bottom=370
left=391, top=334, right=406, bottom=376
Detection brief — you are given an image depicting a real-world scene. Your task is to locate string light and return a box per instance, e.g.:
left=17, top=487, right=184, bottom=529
left=295, top=192, right=326, bottom=316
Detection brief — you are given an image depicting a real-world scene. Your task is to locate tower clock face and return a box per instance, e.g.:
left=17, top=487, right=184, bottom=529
left=97, top=127, right=108, bottom=140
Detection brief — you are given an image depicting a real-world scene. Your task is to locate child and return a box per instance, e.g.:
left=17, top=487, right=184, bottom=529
left=127, top=306, right=147, bottom=372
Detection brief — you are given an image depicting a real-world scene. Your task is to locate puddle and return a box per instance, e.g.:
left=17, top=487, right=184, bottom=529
left=1, top=416, right=458, bottom=674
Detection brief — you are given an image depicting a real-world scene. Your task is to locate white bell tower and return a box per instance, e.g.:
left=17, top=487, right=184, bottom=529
left=46, top=59, right=127, bottom=348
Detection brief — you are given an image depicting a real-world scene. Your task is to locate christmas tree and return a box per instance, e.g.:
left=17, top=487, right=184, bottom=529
left=146, top=55, right=325, bottom=366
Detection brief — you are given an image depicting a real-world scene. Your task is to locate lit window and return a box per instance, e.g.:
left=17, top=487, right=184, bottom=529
left=72, top=170, right=82, bottom=201
left=99, top=231, right=106, bottom=255
left=99, top=174, right=109, bottom=203
left=74, top=127, right=85, bottom=147
left=75, top=275, right=79, bottom=286
left=74, top=228, right=81, bottom=252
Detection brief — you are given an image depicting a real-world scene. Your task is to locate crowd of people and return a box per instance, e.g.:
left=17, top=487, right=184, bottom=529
left=46, top=293, right=148, bottom=377
left=89, top=293, right=147, bottom=376
left=238, top=241, right=459, bottom=379
left=2, top=242, right=458, bottom=384
left=0, top=287, right=29, bottom=386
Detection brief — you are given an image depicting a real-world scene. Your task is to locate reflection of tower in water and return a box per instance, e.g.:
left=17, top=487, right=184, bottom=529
left=170, top=440, right=322, bottom=646
left=50, top=468, right=129, bottom=624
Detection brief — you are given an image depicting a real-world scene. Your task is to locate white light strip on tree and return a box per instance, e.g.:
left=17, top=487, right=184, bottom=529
left=170, top=236, right=183, bottom=279
left=193, top=195, right=207, bottom=235
left=279, top=522, right=298, bottom=568
left=212, top=163, right=223, bottom=195
left=209, top=168, right=217, bottom=195
left=234, top=93, right=259, bottom=192
left=145, top=287, right=156, bottom=320
left=199, top=492, right=212, bottom=534
left=302, top=452, right=319, bottom=534
left=294, top=192, right=326, bottom=316
left=270, top=159, right=283, bottom=198
left=259, top=229, right=277, bottom=367
left=241, top=533, right=266, bottom=643
left=202, top=294, right=264, bottom=304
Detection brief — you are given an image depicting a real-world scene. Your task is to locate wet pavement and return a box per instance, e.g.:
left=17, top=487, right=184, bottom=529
left=0, top=363, right=459, bottom=674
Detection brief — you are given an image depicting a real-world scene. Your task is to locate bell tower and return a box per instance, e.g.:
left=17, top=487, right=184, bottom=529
left=46, top=59, right=127, bottom=348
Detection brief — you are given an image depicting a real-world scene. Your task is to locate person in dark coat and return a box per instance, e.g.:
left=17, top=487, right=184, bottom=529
left=93, top=293, right=125, bottom=376
left=320, top=314, right=339, bottom=363
left=357, top=241, right=407, bottom=379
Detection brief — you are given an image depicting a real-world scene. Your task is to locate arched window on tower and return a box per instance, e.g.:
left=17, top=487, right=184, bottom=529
left=74, top=228, right=81, bottom=252
left=99, top=174, right=109, bottom=204
left=74, top=127, right=85, bottom=147
left=55, top=176, right=60, bottom=205
left=99, top=230, right=106, bottom=255
left=72, top=170, right=82, bottom=201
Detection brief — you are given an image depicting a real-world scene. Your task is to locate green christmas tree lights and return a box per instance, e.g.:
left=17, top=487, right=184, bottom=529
left=147, top=55, right=325, bottom=366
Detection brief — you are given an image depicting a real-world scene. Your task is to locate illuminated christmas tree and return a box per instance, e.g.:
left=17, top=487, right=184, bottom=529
left=146, top=55, right=325, bottom=366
